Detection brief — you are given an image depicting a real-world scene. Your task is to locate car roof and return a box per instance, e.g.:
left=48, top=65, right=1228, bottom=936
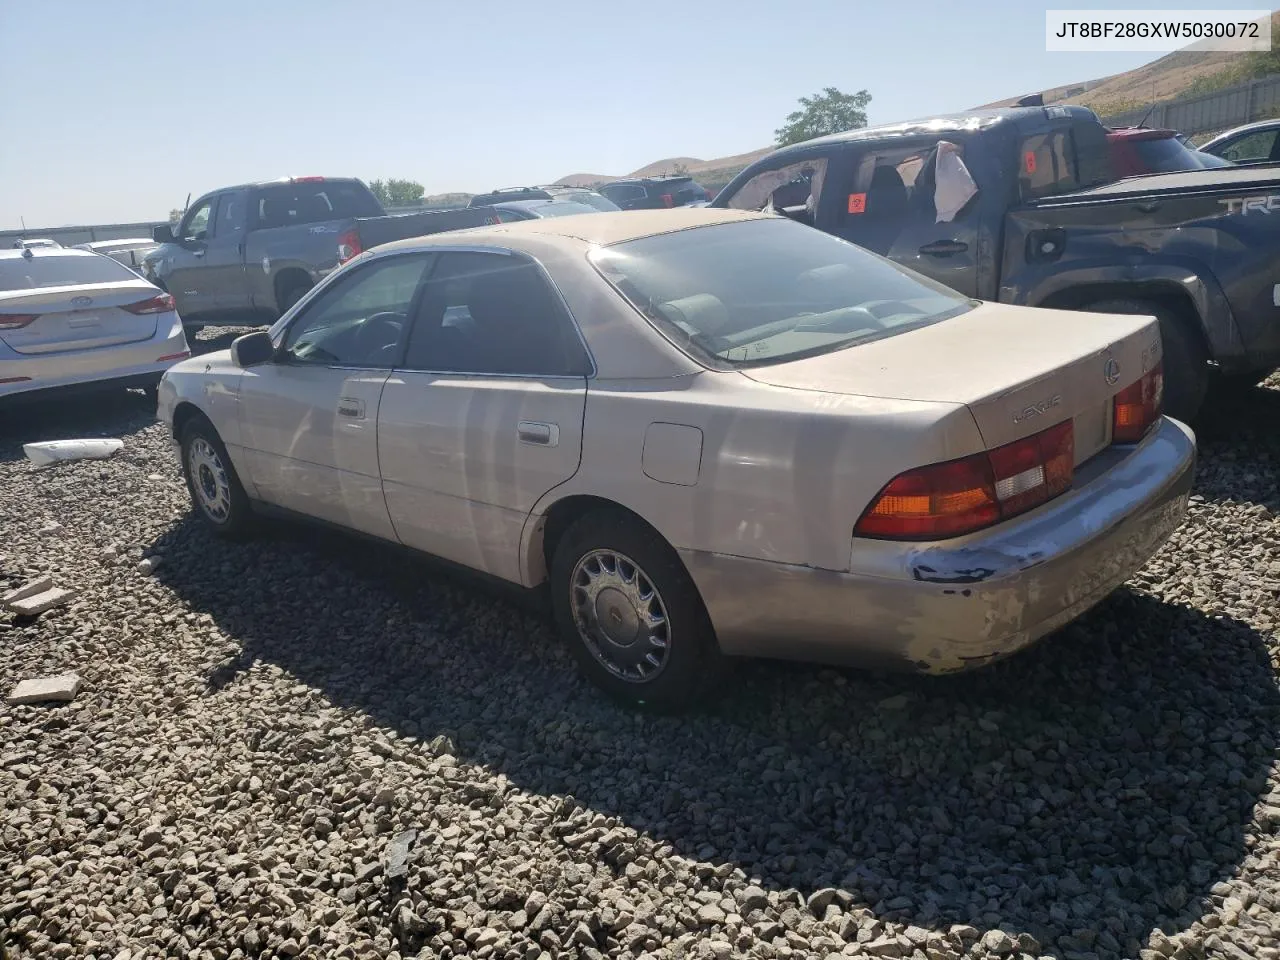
left=603, top=175, right=695, bottom=186
left=769, top=105, right=1099, bottom=156
left=1201, top=119, right=1280, bottom=147
left=375, top=208, right=768, bottom=253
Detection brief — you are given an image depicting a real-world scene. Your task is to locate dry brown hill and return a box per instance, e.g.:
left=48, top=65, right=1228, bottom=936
left=555, top=147, right=773, bottom=189
left=980, top=11, right=1280, bottom=116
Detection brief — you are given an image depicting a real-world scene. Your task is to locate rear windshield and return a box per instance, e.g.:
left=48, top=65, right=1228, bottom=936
left=590, top=218, right=972, bottom=368
left=1132, top=137, right=1214, bottom=173
left=515, top=200, right=605, bottom=218
left=557, top=192, right=621, bottom=212
left=470, top=190, right=553, bottom=207
left=0, top=253, right=137, bottom=291
left=254, top=181, right=382, bottom=228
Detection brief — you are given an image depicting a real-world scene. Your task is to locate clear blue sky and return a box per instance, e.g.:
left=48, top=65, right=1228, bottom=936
left=0, top=0, right=1253, bottom=228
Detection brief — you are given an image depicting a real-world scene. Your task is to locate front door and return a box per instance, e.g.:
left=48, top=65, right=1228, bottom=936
left=165, top=196, right=216, bottom=319
left=236, top=252, right=434, bottom=539
left=377, top=249, right=591, bottom=585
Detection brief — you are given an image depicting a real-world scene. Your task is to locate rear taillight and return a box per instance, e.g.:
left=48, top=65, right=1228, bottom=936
left=122, top=293, right=175, bottom=315
left=855, top=420, right=1075, bottom=540
left=0, top=314, right=38, bottom=330
left=661, top=193, right=675, bottom=207
left=337, top=229, right=362, bottom=264
left=1112, top=361, right=1163, bottom=443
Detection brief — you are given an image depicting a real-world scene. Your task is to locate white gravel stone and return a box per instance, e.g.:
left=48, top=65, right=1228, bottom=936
left=7, top=672, right=81, bottom=705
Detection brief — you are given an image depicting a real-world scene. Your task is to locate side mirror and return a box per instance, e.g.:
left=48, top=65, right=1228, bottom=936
left=231, top=330, right=275, bottom=367
left=153, top=224, right=175, bottom=243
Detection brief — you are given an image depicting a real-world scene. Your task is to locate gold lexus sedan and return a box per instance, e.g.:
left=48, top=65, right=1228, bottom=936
left=158, top=209, right=1195, bottom=707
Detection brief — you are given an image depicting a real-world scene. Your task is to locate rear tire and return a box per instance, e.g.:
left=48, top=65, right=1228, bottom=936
left=179, top=416, right=255, bottom=539
left=550, top=508, right=723, bottom=710
left=1082, top=298, right=1208, bottom=424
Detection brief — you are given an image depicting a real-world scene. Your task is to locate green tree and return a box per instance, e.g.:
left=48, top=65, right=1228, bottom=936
left=775, top=87, right=872, bottom=147
left=368, top=178, right=425, bottom=208
left=168, top=208, right=183, bottom=223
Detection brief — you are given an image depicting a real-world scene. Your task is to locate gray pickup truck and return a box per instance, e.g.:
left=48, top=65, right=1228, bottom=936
left=144, top=177, right=497, bottom=328
left=713, top=105, right=1280, bottom=422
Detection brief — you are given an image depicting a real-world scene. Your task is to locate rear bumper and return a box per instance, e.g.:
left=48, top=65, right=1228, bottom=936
left=682, top=416, right=1196, bottom=673
left=0, top=318, right=188, bottom=401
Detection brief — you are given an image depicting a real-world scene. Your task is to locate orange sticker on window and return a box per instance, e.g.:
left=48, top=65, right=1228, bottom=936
left=1024, top=151, right=1038, bottom=174
left=847, top=193, right=867, bottom=214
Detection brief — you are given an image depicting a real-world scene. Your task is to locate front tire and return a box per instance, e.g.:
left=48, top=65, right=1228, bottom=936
left=550, top=509, right=722, bottom=709
left=1082, top=298, right=1208, bottom=424
left=277, top=279, right=312, bottom=316
left=179, top=417, right=254, bottom=539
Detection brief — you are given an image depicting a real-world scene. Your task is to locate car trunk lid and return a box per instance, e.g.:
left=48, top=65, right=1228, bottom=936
left=739, top=301, right=1161, bottom=463
left=0, top=281, right=163, bottom=354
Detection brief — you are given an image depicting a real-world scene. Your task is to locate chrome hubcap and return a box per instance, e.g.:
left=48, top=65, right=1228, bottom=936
left=187, top=437, right=231, bottom=523
left=570, top=549, right=670, bottom=682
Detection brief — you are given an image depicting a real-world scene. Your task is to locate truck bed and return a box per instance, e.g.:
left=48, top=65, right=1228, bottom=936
left=1033, top=165, right=1280, bottom=205
left=355, top=207, right=500, bottom=249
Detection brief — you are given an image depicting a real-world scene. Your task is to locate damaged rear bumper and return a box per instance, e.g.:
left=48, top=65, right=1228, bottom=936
left=681, top=416, right=1196, bottom=673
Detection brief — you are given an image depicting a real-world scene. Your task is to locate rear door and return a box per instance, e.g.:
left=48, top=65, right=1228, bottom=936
left=0, top=253, right=163, bottom=354
left=164, top=195, right=217, bottom=318
left=601, top=183, right=648, bottom=210
left=378, top=249, right=591, bottom=585
left=825, top=138, right=983, bottom=297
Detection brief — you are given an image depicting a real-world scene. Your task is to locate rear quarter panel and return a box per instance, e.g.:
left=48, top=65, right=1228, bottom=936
left=528, top=371, right=984, bottom=578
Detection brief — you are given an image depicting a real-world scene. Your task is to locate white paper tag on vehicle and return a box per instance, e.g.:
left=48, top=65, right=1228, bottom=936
left=934, top=141, right=979, bottom=224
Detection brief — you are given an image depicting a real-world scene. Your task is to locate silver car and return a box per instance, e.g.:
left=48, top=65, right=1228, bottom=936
left=0, top=248, right=190, bottom=402
left=158, top=209, right=1195, bottom=707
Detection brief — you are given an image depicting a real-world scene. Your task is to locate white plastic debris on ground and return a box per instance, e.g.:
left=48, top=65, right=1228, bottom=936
left=23, top=438, right=124, bottom=468
left=7, top=673, right=82, bottom=705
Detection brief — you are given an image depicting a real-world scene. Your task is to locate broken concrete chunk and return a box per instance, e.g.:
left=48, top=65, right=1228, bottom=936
left=384, top=829, right=417, bottom=880
left=23, top=438, right=124, bottom=468
left=138, top=558, right=162, bottom=576
left=7, top=673, right=82, bottom=705
left=2, top=576, right=54, bottom=607
left=37, top=522, right=65, bottom=535
left=7, top=587, right=78, bottom=617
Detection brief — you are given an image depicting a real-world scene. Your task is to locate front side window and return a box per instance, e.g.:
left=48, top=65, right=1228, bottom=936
left=281, top=254, right=432, bottom=367
left=591, top=217, right=971, bottom=368
left=402, top=251, right=589, bottom=377
left=215, top=192, right=245, bottom=236
left=181, top=200, right=213, bottom=242
left=726, top=157, right=829, bottom=216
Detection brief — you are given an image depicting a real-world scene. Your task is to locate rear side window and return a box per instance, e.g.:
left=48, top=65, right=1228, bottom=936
left=403, top=252, right=589, bottom=376
left=0, top=254, right=137, bottom=291
left=255, top=181, right=382, bottom=228
left=1019, top=131, right=1079, bottom=197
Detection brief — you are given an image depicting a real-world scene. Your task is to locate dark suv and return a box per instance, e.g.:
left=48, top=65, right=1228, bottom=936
left=598, top=176, right=710, bottom=210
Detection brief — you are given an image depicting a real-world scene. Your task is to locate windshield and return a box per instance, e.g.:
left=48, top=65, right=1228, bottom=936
left=590, top=218, right=972, bottom=368
left=0, top=253, right=137, bottom=291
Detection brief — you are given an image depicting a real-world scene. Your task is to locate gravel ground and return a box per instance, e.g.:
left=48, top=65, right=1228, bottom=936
left=2, top=333, right=1279, bottom=960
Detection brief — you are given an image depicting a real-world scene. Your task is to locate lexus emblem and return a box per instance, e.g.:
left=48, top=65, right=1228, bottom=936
left=1103, top=357, right=1120, bottom=385
left=71, top=296, right=93, bottom=308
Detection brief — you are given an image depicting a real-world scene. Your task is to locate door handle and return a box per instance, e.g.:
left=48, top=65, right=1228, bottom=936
left=517, top=421, right=559, bottom=447
left=192, top=249, right=206, bottom=258
left=337, top=398, right=365, bottom=419
left=1134, top=201, right=1161, bottom=214
left=919, top=240, right=968, bottom=256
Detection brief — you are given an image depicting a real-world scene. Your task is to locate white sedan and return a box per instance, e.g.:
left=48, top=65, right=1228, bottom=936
left=158, top=209, right=1195, bottom=707
left=1, top=247, right=190, bottom=403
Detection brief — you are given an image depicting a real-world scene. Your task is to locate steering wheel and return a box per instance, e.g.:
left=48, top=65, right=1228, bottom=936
left=353, top=311, right=405, bottom=359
